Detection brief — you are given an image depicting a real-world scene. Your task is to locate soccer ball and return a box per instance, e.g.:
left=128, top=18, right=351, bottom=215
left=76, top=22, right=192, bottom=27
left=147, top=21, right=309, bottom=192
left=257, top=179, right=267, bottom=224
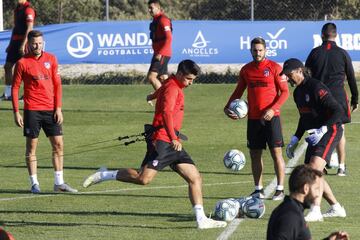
left=229, top=99, right=248, bottom=119
left=328, top=151, right=339, bottom=168
left=243, top=197, right=265, bottom=218
left=223, top=149, right=246, bottom=171
left=214, top=198, right=240, bottom=222
left=235, top=196, right=253, bottom=216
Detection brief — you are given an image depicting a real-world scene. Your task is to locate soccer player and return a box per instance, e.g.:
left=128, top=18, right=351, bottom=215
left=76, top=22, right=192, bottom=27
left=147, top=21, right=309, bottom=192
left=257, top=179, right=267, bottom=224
left=147, top=0, right=172, bottom=90
left=282, top=58, right=346, bottom=222
left=224, top=37, right=289, bottom=201
left=267, top=164, right=350, bottom=240
left=83, top=60, right=227, bottom=229
left=1, top=0, right=35, bottom=101
left=12, top=30, right=77, bottom=194
left=305, top=22, right=358, bottom=176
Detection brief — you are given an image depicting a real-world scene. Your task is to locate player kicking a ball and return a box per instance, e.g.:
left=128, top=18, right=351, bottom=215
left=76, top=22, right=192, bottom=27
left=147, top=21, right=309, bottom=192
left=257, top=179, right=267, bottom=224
left=83, top=60, right=227, bottom=230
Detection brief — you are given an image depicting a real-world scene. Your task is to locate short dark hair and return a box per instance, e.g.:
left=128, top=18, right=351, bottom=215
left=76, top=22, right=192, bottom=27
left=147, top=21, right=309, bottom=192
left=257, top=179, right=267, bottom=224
left=321, top=22, right=337, bottom=39
left=177, top=59, right=201, bottom=76
left=289, top=165, right=323, bottom=193
left=251, top=37, right=266, bottom=49
left=148, top=0, right=161, bottom=5
left=28, top=30, right=43, bottom=40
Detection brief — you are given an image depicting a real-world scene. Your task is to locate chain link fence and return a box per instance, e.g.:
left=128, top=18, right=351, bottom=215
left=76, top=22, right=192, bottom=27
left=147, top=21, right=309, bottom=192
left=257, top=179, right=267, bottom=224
left=2, top=0, right=360, bottom=84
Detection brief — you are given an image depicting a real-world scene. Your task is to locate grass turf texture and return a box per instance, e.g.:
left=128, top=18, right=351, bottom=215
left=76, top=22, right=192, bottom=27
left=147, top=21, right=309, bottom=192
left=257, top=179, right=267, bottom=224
left=0, top=84, right=359, bottom=239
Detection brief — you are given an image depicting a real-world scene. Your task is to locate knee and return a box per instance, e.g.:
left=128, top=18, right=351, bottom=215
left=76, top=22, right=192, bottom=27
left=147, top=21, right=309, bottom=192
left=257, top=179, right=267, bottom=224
left=52, top=141, right=64, bottom=152
left=189, top=173, right=202, bottom=185
left=138, top=176, right=152, bottom=185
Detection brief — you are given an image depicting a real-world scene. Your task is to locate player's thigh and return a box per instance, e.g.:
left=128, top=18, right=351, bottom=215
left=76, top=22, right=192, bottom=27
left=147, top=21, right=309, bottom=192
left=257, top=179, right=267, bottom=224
left=175, top=163, right=201, bottom=183
left=247, top=119, right=266, bottom=149
left=41, top=111, right=63, bottom=137
left=138, top=165, right=158, bottom=184
left=23, top=110, right=42, bottom=138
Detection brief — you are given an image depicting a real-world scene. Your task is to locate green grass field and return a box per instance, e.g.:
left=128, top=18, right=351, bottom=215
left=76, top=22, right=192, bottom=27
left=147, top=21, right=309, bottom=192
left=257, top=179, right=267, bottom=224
left=0, top=84, right=359, bottom=240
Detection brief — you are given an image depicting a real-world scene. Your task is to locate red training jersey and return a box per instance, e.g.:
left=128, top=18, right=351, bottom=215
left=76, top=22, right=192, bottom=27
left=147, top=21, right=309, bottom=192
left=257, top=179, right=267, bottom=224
left=152, top=75, right=185, bottom=143
left=226, top=58, right=289, bottom=119
left=12, top=51, right=62, bottom=112
left=150, top=12, right=172, bottom=57
left=12, top=1, right=36, bottom=41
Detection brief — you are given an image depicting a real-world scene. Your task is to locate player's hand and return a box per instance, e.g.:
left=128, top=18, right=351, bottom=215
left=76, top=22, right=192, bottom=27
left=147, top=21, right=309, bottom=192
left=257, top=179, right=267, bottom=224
left=155, top=54, right=162, bottom=61
left=305, top=126, right=327, bottom=146
left=224, top=107, right=239, bottom=120
left=286, top=135, right=299, bottom=159
left=54, top=108, right=63, bottom=124
left=146, top=92, right=155, bottom=106
left=262, top=108, right=275, bottom=121
left=171, top=139, right=182, bottom=151
left=14, top=112, right=24, bottom=128
left=351, top=103, right=358, bottom=112
left=326, top=230, right=350, bottom=240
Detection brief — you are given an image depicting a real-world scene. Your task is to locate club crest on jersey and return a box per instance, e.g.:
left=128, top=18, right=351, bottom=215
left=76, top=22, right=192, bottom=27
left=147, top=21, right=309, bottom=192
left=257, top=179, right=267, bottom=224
left=44, top=62, right=51, bottom=69
left=263, top=69, right=270, bottom=77
left=152, top=160, right=159, bottom=167
left=318, top=89, right=328, bottom=99
left=305, top=94, right=310, bottom=102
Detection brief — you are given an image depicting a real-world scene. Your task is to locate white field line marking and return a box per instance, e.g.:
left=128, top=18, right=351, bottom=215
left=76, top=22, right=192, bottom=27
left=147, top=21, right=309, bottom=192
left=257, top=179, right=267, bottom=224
left=0, top=180, right=254, bottom=202
left=217, top=142, right=307, bottom=240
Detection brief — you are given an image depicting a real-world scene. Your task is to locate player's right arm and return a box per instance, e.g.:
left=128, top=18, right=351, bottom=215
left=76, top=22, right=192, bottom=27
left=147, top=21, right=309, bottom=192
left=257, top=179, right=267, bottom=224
left=12, top=62, right=24, bottom=127
left=19, top=7, right=35, bottom=55
left=224, top=70, right=247, bottom=119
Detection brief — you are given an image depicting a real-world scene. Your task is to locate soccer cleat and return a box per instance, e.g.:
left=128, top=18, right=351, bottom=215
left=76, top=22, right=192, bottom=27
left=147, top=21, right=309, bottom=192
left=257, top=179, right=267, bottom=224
left=250, top=189, right=265, bottom=199
left=304, top=209, right=324, bottom=222
left=54, top=183, right=78, bottom=193
left=31, top=184, right=41, bottom=194
left=323, top=205, right=346, bottom=218
left=337, top=168, right=346, bottom=177
left=0, top=94, right=12, bottom=101
left=83, top=167, right=107, bottom=188
left=272, top=190, right=285, bottom=201
left=197, top=217, right=227, bottom=229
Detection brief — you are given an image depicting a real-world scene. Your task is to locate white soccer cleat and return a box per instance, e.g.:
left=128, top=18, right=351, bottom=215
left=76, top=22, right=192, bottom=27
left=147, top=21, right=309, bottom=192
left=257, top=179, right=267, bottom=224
left=323, top=205, right=346, bottom=218
left=305, top=209, right=324, bottom=222
left=197, top=217, right=227, bottom=229
left=83, top=167, right=107, bottom=188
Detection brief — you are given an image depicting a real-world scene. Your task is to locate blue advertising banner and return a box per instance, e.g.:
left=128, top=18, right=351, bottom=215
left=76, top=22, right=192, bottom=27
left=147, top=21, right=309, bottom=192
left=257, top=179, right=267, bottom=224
left=0, top=20, right=359, bottom=64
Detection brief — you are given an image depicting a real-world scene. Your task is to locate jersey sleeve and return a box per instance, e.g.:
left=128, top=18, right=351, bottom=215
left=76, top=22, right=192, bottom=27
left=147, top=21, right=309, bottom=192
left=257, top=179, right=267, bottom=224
left=52, top=56, right=62, bottom=108
left=161, top=85, right=178, bottom=141
left=11, top=62, right=24, bottom=113
left=344, top=50, right=358, bottom=105
left=25, top=7, right=35, bottom=23
left=225, top=69, right=247, bottom=108
left=271, top=64, right=289, bottom=113
left=157, top=17, right=172, bottom=56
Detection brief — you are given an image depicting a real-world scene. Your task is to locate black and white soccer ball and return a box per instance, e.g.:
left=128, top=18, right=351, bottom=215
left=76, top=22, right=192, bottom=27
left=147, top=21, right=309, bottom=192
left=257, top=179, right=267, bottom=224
left=214, top=198, right=240, bottom=222
left=223, top=149, right=246, bottom=171
left=229, top=99, right=248, bottom=119
left=243, top=196, right=265, bottom=218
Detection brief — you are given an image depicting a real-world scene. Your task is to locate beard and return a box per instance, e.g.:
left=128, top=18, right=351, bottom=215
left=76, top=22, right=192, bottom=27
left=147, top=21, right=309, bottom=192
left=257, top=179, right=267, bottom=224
left=303, top=195, right=314, bottom=209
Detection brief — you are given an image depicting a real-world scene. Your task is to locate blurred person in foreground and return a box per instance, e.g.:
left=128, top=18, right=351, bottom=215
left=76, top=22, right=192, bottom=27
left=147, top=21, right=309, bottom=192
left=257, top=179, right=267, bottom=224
left=267, top=164, right=350, bottom=240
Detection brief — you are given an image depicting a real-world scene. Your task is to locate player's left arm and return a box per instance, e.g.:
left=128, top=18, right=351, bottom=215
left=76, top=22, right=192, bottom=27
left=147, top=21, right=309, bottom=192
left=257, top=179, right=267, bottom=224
left=52, top=56, right=63, bottom=124
left=156, top=17, right=172, bottom=58
left=268, top=65, right=289, bottom=117
left=317, top=85, right=343, bottom=126
left=344, top=51, right=358, bottom=112
left=20, top=7, right=35, bottom=55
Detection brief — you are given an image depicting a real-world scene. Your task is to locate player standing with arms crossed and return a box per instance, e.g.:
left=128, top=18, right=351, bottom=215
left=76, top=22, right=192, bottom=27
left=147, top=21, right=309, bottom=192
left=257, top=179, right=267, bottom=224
left=224, top=37, right=289, bottom=201
left=12, top=30, right=77, bottom=194
left=306, top=23, right=358, bottom=176
left=1, top=0, right=35, bottom=101
left=147, top=0, right=172, bottom=91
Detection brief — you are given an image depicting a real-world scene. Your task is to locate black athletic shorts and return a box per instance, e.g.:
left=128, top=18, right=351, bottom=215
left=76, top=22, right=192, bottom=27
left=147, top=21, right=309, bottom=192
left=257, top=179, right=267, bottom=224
left=148, top=55, right=170, bottom=76
left=247, top=116, right=284, bottom=149
left=5, top=40, right=23, bottom=63
left=24, top=110, right=63, bottom=138
left=141, top=140, right=195, bottom=171
left=304, top=123, right=343, bottom=164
